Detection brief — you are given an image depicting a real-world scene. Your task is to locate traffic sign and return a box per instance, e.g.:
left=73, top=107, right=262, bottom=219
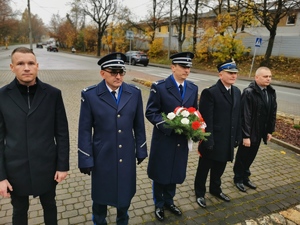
left=126, top=30, right=134, bottom=40
left=255, top=37, right=262, bottom=47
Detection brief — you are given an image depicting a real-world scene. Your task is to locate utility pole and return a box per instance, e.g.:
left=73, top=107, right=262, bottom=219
left=168, top=0, right=173, bottom=59
left=27, top=0, right=33, bottom=50
left=83, top=11, right=86, bottom=52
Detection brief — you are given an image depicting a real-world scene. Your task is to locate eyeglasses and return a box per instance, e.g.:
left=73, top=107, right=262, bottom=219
left=104, top=70, right=126, bottom=77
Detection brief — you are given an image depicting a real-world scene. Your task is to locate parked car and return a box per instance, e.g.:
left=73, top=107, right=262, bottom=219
left=125, top=51, right=149, bottom=66
left=47, top=45, right=58, bottom=52
left=36, top=43, right=43, bottom=48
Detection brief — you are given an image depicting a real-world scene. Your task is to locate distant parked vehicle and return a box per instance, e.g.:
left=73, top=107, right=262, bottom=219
left=47, top=45, right=58, bottom=52
left=36, top=43, right=43, bottom=48
left=125, top=51, right=149, bottom=66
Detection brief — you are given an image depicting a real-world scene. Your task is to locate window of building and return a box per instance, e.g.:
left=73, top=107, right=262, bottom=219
left=286, top=14, right=296, bottom=25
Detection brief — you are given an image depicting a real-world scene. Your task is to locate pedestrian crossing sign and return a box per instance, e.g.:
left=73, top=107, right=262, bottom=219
left=255, top=37, right=262, bottom=47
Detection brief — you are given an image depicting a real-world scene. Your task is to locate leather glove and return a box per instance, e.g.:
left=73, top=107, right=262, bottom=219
left=137, top=158, right=145, bottom=165
left=79, top=167, right=92, bottom=175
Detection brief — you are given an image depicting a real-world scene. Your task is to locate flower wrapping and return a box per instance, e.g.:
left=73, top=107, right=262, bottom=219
left=162, top=107, right=210, bottom=142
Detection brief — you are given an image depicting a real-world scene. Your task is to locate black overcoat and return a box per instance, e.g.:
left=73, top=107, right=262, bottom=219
left=146, top=75, right=198, bottom=184
left=198, top=79, right=242, bottom=162
left=0, top=78, right=70, bottom=196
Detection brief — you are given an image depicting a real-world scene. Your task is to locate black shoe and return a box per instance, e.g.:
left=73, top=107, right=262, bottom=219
left=155, top=207, right=164, bottom=221
left=196, top=197, right=206, bottom=208
left=165, top=204, right=182, bottom=216
left=235, top=182, right=246, bottom=192
left=244, top=180, right=257, bottom=189
left=211, top=192, right=230, bottom=202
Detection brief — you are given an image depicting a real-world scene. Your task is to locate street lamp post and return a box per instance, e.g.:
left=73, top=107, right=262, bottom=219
left=27, top=0, right=33, bottom=50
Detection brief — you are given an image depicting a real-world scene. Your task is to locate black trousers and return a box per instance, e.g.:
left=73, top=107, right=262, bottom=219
left=194, top=156, right=227, bottom=198
left=233, top=142, right=261, bottom=183
left=153, top=181, right=176, bottom=208
left=11, top=187, right=57, bottom=225
left=92, top=202, right=129, bottom=225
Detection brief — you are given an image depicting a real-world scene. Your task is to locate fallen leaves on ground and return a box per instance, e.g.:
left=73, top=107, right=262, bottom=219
left=273, top=118, right=300, bottom=148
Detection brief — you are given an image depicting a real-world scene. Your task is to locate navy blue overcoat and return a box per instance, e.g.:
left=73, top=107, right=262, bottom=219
left=78, top=80, right=147, bottom=208
left=146, top=75, right=198, bottom=184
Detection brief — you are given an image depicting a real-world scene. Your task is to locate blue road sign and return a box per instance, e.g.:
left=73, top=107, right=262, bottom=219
left=126, top=30, right=134, bottom=40
left=255, top=37, right=262, bottom=47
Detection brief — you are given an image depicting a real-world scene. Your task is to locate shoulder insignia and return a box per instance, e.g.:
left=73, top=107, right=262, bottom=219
left=83, top=84, right=97, bottom=92
left=150, top=88, right=156, bottom=93
left=154, top=79, right=165, bottom=85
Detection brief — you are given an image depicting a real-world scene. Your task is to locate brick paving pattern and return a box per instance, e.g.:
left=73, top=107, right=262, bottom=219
left=0, top=69, right=300, bottom=225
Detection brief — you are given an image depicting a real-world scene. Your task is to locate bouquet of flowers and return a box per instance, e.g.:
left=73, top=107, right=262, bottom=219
left=162, top=107, right=210, bottom=142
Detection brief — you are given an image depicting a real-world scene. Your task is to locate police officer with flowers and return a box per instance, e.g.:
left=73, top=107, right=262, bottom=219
left=145, top=52, right=198, bottom=221
left=78, top=52, right=147, bottom=225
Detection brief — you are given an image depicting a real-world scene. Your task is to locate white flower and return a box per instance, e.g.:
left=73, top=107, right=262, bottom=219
left=181, top=110, right=190, bottom=117
left=167, top=112, right=176, bottom=120
left=181, top=118, right=189, bottom=124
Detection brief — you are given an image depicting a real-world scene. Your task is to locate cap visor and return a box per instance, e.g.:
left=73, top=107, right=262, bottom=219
left=178, top=63, right=192, bottom=68
left=223, top=69, right=238, bottom=72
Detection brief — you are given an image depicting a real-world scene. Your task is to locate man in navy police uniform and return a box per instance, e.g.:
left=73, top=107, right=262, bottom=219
left=146, top=52, right=198, bottom=221
left=78, top=52, right=148, bottom=225
left=194, top=59, right=242, bottom=208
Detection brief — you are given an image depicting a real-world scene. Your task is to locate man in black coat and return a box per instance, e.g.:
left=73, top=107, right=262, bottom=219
left=233, top=67, right=277, bottom=192
left=194, top=59, right=242, bottom=208
left=0, top=47, right=70, bottom=225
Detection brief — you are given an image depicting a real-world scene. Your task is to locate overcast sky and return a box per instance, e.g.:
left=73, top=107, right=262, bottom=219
left=12, top=0, right=152, bottom=25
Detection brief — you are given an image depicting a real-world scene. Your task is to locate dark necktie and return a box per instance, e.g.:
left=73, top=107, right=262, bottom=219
left=111, top=91, right=117, bottom=101
left=263, top=88, right=268, bottom=103
left=179, top=84, right=183, bottom=96
left=228, top=88, right=231, bottom=95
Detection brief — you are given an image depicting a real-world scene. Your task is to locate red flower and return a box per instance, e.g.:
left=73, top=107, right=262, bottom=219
left=191, top=121, right=201, bottom=130
left=187, top=107, right=197, bottom=113
left=162, top=106, right=210, bottom=142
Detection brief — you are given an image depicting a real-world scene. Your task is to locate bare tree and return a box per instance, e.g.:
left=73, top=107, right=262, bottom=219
left=80, top=0, right=117, bottom=56
left=68, top=0, right=85, bottom=30
left=176, top=0, right=189, bottom=52
left=49, top=14, right=63, bottom=34
left=120, top=0, right=169, bottom=46
left=189, top=0, right=201, bottom=53
left=237, top=0, right=300, bottom=66
left=146, top=0, right=170, bottom=44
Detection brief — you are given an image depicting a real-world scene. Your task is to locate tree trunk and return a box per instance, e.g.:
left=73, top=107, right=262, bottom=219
left=192, top=0, right=199, bottom=53
left=178, top=39, right=183, bottom=52
left=97, top=25, right=102, bottom=56
left=260, top=28, right=276, bottom=67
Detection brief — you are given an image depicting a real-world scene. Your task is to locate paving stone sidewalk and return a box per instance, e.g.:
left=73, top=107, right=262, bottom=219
left=0, top=69, right=300, bottom=225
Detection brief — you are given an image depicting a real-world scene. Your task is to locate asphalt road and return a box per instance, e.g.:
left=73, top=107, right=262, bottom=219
left=1, top=45, right=299, bottom=117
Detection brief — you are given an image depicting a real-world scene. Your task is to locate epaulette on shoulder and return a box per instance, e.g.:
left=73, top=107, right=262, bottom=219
left=82, top=84, right=97, bottom=92
left=128, top=84, right=140, bottom=90
left=153, top=79, right=165, bottom=85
